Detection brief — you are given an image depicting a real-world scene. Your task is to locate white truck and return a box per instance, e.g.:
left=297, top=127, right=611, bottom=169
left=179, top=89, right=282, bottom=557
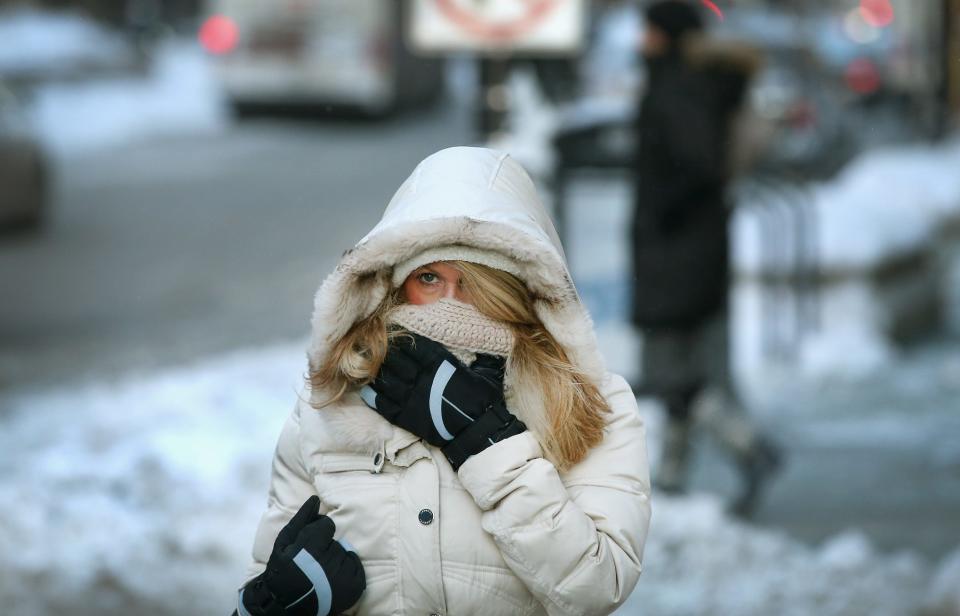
left=200, top=0, right=443, bottom=114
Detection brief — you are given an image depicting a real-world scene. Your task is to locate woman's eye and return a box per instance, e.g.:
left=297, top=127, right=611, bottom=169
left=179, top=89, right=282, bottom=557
left=417, top=272, right=439, bottom=284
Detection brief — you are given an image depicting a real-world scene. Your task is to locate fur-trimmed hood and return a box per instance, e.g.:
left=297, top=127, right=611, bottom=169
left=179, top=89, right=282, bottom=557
left=305, top=147, right=608, bottom=458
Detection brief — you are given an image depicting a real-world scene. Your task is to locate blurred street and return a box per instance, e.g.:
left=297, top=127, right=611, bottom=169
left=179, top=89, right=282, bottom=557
left=0, top=102, right=471, bottom=391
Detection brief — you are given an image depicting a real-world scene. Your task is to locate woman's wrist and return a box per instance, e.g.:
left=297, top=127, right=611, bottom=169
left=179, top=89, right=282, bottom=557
left=441, top=401, right=526, bottom=470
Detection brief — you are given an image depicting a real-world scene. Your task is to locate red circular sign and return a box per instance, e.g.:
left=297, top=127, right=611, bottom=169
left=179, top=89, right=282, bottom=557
left=434, top=0, right=559, bottom=41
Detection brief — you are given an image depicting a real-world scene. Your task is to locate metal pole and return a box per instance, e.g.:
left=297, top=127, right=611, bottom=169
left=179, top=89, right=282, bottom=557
left=476, top=57, right=512, bottom=140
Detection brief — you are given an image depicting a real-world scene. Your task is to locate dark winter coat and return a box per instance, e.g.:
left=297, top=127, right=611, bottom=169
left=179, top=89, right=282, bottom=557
left=631, top=39, right=757, bottom=329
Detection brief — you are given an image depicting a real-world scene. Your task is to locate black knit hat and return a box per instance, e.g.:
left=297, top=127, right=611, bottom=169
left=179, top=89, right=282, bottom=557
left=645, top=0, right=705, bottom=41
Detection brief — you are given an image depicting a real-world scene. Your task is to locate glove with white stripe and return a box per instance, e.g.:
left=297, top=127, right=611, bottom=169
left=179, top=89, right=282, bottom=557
left=361, top=332, right=526, bottom=470
left=235, top=496, right=365, bottom=616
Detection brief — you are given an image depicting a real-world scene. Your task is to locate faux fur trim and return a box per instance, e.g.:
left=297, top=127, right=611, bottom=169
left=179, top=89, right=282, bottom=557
left=307, top=216, right=606, bottom=397
left=685, top=35, right=763, bottom=77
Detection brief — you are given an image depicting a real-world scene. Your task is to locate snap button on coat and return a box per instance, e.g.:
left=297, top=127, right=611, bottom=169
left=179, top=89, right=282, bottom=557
left=418, top=508, right=434, bottom=525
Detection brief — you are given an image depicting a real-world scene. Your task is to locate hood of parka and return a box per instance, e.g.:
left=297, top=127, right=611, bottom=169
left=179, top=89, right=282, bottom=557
left=306, top=146, right=606, bottom=406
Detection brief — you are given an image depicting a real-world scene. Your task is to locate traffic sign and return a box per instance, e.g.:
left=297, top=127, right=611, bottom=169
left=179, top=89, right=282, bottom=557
left=409, top=0, right=585, bottom=55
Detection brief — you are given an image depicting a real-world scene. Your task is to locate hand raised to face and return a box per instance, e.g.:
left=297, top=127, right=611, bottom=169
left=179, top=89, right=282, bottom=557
left=360, top=332, right=507, bottom=447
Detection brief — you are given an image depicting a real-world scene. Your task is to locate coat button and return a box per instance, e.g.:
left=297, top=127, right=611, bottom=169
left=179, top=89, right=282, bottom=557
left=418, top=508, right=434, bottom=525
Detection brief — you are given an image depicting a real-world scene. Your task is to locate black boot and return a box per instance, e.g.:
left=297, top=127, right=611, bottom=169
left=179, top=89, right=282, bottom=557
left=654, top=416, right=692, bottom=494
left=653, top=390, right=698, bottom=494
left=730, top=437, right=784, bottom=518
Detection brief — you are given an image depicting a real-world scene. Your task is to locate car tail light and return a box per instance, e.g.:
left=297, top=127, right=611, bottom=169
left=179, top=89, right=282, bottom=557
left=199, top=15, right=239, bottom=55
left=845, top=58, right=881, bottom=95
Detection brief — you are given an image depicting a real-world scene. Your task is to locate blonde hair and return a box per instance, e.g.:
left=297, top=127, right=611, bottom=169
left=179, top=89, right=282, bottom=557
left=309, top=261, right=610, bottom=468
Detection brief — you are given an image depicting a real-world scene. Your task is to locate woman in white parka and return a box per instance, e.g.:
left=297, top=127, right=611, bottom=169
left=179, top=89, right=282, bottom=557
left=235, top=147, right=652, bottom=616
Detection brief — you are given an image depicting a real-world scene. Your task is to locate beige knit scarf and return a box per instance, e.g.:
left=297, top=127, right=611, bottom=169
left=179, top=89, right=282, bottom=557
left=387, top=298, right=515, bottom=366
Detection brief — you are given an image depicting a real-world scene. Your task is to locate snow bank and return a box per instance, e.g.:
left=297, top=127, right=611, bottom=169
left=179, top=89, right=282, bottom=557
left=731, top=138, right=960, bottom=379
left=0, top=8, right=129, bottom=76
left=28, top=41, right=228, bottom=157
left=0, top=343, right=954, bottom=615
left=924, top=547, right=960, bottom=616
left=735, top=137, right=960, bottom=274
left=0, top=344, right=306, bottom=615
left=619, top=495, right=931, bottom=616
left=1, top=8, right=227, bottom=155
left=814, top=139, right=960, bottom=271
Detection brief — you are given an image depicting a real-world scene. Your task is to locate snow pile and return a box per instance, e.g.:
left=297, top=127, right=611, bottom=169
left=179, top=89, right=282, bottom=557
left=735, top=137, right=960, bottom=275
left=0, top=8, right=130, bottom=76
left=730, top=138, right=960, bottom=379
left=620, top=495, right=932, bottom=616
left=924, top=548, right=960, bottom=616
left=0, top=343, right=956, bottom=615
left=795, top=324, right=896, bottom=380
left=814, top=139, right=960, bottom=271
left=0, top=344, right=306, bottom=616
left=0, top=8, right=227, bottom=155
left=28, top=40, right=228, bottom=157
left=486, top=67, right=559, bottom=177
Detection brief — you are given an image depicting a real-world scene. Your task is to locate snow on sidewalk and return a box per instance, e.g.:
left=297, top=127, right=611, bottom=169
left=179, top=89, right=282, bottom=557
left=1, top=343, right=957, bottom=615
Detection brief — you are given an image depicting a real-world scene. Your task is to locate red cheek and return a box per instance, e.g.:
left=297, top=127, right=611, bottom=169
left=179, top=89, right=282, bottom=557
left=402, top=279, right=434, bottom=305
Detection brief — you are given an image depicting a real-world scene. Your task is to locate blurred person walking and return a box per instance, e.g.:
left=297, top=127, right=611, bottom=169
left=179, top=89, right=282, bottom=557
left=631, top=0, right=781, bottom=516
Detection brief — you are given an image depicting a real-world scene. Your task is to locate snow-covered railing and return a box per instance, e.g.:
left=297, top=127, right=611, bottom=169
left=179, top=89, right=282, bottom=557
left=733, top=137, right=960, bottom=378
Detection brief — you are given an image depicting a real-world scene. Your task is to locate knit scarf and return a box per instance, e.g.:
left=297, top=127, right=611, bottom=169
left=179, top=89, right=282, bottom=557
left=386, top=298, right=515, bottom=366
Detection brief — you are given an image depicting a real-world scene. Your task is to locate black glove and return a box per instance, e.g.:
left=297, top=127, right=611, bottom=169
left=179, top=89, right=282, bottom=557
left=236, top=496, right=365, bottom=616
left=360, top=332, right=526, bottom=470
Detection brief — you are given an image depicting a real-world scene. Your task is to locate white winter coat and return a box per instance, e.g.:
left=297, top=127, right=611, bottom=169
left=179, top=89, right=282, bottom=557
left=244, top=147, right=652, bottom=615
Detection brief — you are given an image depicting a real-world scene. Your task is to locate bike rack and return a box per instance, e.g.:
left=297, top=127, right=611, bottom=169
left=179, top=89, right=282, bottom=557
left=735, top=174, right=820, bottom=360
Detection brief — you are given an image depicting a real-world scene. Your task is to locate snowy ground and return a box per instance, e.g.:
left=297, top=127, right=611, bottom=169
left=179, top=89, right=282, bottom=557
left=0, top=346, right=301, bottom=615
left=0, top=342, right=958, bottom=615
